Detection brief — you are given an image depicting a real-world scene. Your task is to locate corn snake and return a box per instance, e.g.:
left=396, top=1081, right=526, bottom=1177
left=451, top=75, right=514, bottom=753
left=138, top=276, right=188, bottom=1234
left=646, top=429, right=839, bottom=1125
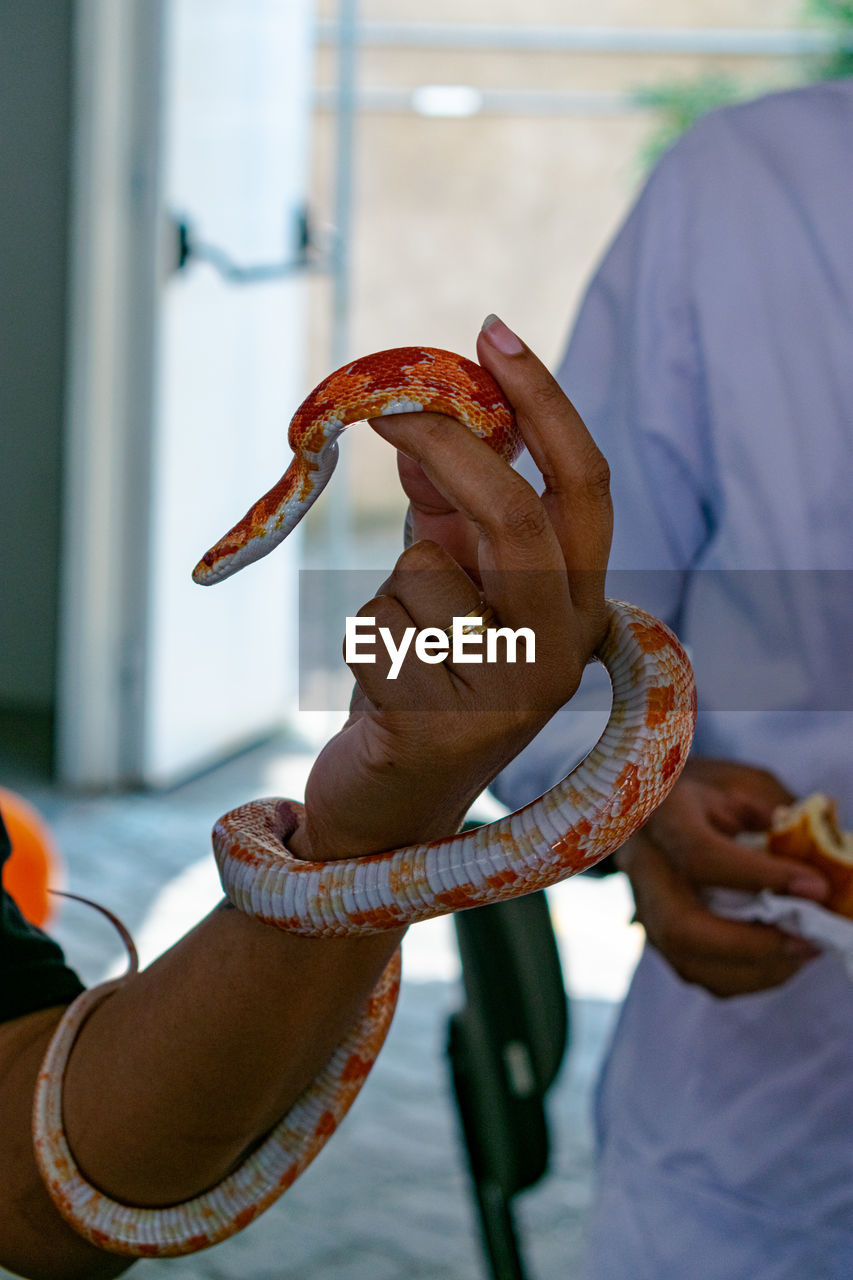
left=34, top=346, right=696, bottom=1255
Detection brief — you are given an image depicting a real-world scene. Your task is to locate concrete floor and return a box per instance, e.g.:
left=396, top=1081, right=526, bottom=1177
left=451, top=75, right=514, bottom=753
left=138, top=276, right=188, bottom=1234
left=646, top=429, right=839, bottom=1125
left=2, top=731, right=640, bottom=1279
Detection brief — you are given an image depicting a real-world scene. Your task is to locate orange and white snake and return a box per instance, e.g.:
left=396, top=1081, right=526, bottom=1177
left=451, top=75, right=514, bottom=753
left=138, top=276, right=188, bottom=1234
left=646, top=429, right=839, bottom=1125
left=34, top=347, right=696, bottom=1256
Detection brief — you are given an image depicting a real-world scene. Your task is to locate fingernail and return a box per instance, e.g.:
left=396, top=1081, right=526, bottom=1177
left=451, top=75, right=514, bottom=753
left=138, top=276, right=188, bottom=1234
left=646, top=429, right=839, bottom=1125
left=789, top=872, right=829, bottom=900
left=481, top=314, right=524, bottom=355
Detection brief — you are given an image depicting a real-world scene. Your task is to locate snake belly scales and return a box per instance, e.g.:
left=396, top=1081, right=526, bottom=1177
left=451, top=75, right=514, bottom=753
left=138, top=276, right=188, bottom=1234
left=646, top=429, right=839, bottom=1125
left=33, top=346, right=696, bottom=1256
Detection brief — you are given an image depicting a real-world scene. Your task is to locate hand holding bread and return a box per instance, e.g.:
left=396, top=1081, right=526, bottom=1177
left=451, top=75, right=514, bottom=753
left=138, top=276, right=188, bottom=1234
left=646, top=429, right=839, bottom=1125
left=768, top=794, right=853, bottom=919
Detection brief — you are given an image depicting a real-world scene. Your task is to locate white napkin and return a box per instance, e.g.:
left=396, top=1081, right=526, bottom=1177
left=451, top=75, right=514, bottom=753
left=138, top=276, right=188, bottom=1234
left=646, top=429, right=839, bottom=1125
left=707, top=888, right=853, bottom=980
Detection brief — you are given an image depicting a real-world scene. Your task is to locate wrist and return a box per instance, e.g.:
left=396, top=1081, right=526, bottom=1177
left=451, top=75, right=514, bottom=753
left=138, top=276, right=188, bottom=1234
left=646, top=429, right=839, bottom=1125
left=293, top=791, right=470, bottom=865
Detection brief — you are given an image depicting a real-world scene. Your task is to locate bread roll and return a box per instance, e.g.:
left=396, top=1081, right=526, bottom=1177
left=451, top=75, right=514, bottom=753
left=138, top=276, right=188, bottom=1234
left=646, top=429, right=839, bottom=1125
left=767, top=793, right=853, bottom=918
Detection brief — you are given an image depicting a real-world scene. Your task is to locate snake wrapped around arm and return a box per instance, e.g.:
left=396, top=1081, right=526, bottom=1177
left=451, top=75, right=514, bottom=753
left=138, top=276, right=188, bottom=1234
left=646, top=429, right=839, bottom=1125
left=33, top=346, right=695, bottom=1256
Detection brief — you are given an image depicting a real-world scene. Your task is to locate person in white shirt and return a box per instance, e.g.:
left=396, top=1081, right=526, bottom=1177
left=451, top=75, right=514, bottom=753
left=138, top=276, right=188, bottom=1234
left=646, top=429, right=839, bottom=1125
left=495, top=81, right=853, bottom=1279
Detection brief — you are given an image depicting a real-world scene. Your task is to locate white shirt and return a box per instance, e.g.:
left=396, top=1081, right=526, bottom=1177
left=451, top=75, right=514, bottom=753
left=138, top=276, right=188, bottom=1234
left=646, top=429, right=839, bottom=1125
left=494, top=81, right=853, bottom=1279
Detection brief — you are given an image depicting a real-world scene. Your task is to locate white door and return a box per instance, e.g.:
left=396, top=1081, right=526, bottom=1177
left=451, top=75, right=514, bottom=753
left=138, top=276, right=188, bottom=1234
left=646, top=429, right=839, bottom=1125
left=144, top=0, right=314, bottom=783
left=58, top=0, right=315, bottom=787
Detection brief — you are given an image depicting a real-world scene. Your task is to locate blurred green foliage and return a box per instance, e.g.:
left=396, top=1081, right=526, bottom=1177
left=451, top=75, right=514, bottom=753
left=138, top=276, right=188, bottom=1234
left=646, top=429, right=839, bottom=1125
left=634, top=75, right=748, bottom=168
left=636, top=2, right=853, bottom=167
left=807, top=0, right=853, bottom=78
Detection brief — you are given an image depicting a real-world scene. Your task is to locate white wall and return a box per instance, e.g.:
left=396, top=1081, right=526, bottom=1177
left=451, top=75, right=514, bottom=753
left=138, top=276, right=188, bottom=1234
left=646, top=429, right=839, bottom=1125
left=0, top=2, right=73, bottom=714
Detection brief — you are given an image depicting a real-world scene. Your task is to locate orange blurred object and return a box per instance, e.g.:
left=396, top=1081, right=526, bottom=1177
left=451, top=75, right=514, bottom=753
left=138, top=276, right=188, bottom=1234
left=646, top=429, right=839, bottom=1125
left=0, top=787, right=61, bottom=927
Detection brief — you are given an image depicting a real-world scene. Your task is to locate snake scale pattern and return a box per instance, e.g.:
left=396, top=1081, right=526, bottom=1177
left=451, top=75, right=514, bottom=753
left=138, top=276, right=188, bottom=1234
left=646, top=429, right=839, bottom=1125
left=33, top=347, right=696, bottom=1255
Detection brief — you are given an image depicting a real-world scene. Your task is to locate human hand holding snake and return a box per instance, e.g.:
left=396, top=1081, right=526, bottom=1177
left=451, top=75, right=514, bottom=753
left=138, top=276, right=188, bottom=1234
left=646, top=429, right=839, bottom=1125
left=32, top=317, right=695, bottom=1258
left=292, top=317, right=612, bottom=865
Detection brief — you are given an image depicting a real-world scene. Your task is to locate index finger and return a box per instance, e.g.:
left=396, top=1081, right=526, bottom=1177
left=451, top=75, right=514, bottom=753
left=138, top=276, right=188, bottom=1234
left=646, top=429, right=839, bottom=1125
left=655, top=812, right=830, bottom=900
left=396, top=452, right=480, bottom=573
left=369, top=411, right=597, bottom=696
left=370, top=320, right=611, bottom=636
left=370, top=408, right=566, bottom=588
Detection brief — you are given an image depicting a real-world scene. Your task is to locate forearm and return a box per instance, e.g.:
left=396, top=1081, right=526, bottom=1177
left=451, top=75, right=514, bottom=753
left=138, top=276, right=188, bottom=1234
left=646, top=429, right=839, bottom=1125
left=2, top=904, right=401, bottom=1279
left=62, top=904, right=402, bottom=1205
left=0, top=1008, right=134, bottom=1280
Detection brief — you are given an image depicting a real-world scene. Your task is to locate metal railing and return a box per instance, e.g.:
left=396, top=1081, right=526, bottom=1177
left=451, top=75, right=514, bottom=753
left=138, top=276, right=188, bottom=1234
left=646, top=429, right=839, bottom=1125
left=315, top=20, right=849, bottom=58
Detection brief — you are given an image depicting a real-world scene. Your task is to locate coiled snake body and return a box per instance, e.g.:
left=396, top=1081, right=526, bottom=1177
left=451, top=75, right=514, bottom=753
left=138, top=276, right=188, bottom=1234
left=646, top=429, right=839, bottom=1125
left=34, top=347, right=696, bottom=1255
